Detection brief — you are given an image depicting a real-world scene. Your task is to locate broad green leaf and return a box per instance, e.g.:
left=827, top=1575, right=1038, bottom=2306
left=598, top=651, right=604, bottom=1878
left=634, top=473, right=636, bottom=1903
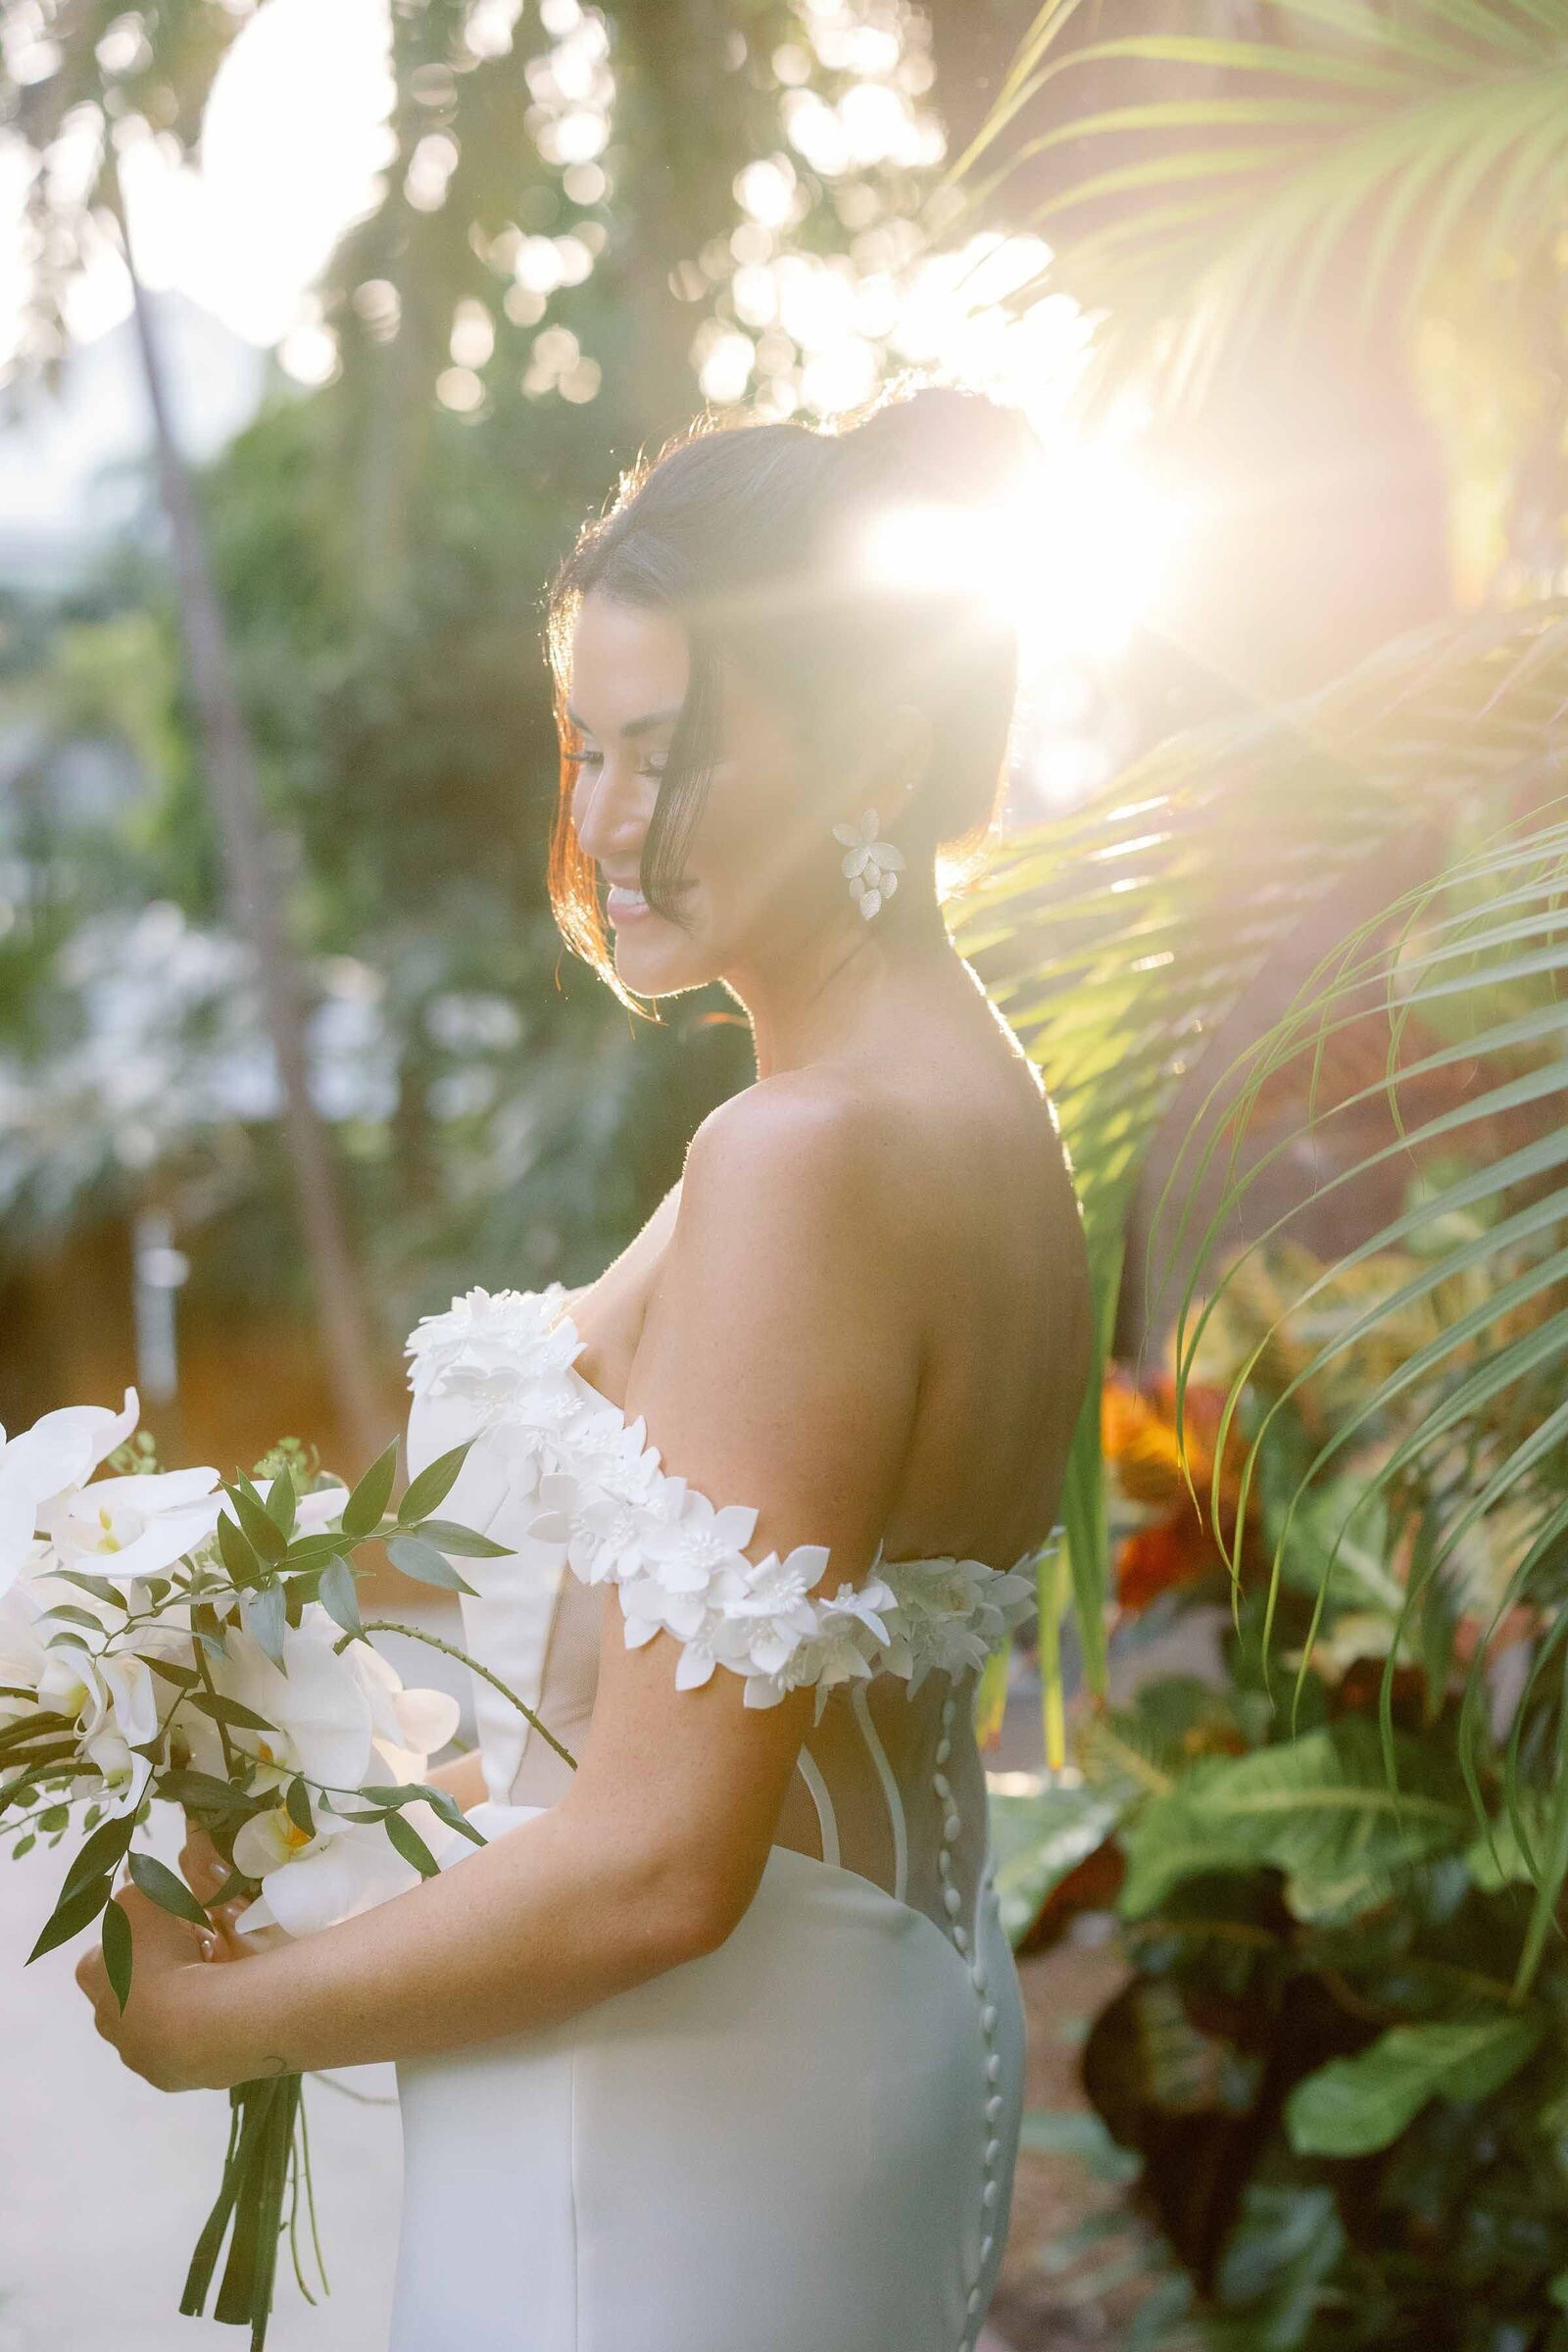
left=398, top=1443, right=470, bottom=1528
left=101, top=1895, right=132, bottom=2014
left=1117, top=1720, right=1470, bottom=1922
left=383, top=1811, right=440, bottom=1879
left=284, top=1775, right=314, bottom=1838
left=222, top=1483, right=285, bottom=1566
left=318, top=1554, right=362, bottom=1639
left=39, top=1603, right=110, bottom=1636
left=27, top=1872, right=113, bottom=1962
left=217, top=1512, right=260, bottom=1587
left=189, top=1691, right=274, bottom=1733
left=988, top=1780, right=1128, bottom=1946
left=146, top=1656, right=201, bottom=1691
left=412, top=1519, right=512, bottom=1559
left=265, top=1471, right=297, bottom=1543
left=156, top=1770, right=259, bottom=1818
left=385, top=1536, right=478, bottom=1598
left=127, top=1850, right=213, bottom=1929
left=1285, top=2012, right=1546, bottom=2156
left=59, top=1814, right=135, bottom=1906
left=341, top=1441, right=398, bottom=1541
left=242, top=1584, right=287, bottom=1669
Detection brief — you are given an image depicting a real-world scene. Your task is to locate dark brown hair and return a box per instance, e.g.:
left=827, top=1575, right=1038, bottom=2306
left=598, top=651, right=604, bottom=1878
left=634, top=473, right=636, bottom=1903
left=545, top=377, right=1034, bottom=998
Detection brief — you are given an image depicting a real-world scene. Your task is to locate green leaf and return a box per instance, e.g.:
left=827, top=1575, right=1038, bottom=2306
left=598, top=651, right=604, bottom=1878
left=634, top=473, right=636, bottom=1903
left=101, top=1895, right=133, bottom=2014
left=1116, top=1719, right=1471, bottom=1923
left=60, top=1814, right=136, bottom=1905
left=414, top=1518, right=513, bottom=1559
left=284, top=1775, right=315, bottom=1838
left=39, top=1603, right=111, bottom=1636
left=279, top=1533, right=344, bottom=1574
left=422, top=1787, right=486, bottom=1847
left=265, top=1471, right=297, bottom=1544
left=221, top=1483, right=285, bottom=1566
left=127, top=1849, right=214, bottom=1929
left=53, top=1570, right=124, bottom=1605
left=27, top=1872, right=113, bottom=1962
left=317, top=1554, right=362, bottom=1639
left=217, top=1512, right=261, bottom=1587
left=1286, top=2012, right=1546, bottom=2157
left=383, top=1810, right=441, bottom=1879
left=189, top=1691, right=275, bottom=1733
left=242, top=1584, right=287, bottom=1669
left=397, top=1444, right=470, bottom=1528
left=384, top=1536, right=477, bottom=1598
left=341, top=1441, right=398, bottom=1541
left=146, top=1656, right=201, bottom=1691
left=988, top=1782, right=1129, bottom=1947
left=156, top=1770, right=259, bottom=1817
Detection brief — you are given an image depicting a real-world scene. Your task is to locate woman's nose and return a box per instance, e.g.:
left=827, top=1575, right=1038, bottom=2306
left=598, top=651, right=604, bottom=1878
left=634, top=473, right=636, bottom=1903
left=574, top=757, right=648, bottom=859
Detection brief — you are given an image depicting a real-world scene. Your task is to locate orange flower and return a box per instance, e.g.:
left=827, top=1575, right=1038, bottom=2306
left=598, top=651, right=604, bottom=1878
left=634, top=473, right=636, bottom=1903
left=1104, top=1366, right=1251, bottom=1616
left=1116, top=1521, right=1212, bottom=1612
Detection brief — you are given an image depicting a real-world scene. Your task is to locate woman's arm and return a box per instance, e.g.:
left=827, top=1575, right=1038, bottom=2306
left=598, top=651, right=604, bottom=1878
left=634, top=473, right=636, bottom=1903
left=81, top=1084, right=921, bottom=2091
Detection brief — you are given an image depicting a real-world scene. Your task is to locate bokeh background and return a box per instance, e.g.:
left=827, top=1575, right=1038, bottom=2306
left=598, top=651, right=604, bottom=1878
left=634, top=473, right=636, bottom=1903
left=4, top=2, right=1565, bottom=2348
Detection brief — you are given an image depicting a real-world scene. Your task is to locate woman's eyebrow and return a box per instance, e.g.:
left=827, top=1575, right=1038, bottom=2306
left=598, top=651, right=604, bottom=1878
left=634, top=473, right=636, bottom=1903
left=564, top=705, right=683, bottom=740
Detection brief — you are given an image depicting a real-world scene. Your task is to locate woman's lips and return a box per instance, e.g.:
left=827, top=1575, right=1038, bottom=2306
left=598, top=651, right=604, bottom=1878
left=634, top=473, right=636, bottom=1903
left=606, top=884, right=651, bottom=923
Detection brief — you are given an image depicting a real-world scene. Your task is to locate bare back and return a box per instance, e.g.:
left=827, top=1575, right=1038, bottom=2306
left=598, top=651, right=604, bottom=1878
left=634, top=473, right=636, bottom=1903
left=564, top=972, right=1093, bottom=1584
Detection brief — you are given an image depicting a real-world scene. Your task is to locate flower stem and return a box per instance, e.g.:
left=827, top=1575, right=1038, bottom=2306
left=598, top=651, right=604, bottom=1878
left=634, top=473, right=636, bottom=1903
left=338, top=1621, right=577, bottom=1772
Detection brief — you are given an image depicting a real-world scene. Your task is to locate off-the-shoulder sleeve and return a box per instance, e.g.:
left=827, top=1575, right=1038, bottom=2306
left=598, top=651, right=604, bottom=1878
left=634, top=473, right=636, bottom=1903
left=405, top=1284, right=1048, bottom=1718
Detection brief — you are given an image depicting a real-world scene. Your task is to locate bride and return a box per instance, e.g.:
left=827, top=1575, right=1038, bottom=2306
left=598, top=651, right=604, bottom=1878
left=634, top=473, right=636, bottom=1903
left=75, top=381, right=1093, bottom=2351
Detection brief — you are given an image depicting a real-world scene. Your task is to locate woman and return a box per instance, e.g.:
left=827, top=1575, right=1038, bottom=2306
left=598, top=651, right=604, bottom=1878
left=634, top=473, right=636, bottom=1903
left=75, top=382, right=1094, bottom=2352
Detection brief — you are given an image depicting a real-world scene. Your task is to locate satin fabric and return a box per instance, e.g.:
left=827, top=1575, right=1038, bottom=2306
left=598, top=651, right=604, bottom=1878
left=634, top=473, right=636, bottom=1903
left=391, top=1801, right=1025, bottom=2352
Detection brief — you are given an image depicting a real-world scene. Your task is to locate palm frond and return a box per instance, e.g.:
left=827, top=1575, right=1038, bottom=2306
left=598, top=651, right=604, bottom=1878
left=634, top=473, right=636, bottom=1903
left=944, top=0, right=1568, bottom=405
left=951, top=600, right=1568, bottom=1696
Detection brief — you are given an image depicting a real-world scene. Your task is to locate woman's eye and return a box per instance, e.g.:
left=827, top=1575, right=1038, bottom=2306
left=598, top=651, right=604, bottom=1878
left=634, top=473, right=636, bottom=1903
left=641, top=757, right=668, bottom=782
left=568, top=748, right=603, bottom=770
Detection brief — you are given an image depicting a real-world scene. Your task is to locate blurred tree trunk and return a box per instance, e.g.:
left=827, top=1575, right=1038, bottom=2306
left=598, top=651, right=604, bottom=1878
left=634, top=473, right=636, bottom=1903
left=104, top=152, right=387, bottom=1461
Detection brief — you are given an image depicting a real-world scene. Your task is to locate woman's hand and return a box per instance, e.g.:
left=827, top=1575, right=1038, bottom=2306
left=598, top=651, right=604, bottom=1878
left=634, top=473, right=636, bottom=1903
left=179, top=1816, right=253, bottom=1952
left=74, top=1883, right=243, bottom=2093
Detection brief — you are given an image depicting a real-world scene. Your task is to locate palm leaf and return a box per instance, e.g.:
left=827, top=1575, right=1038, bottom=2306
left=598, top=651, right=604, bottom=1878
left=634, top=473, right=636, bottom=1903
left=943, top=1, right=1568, bottom=405
left=952, top=603, right=1568, bottom=1692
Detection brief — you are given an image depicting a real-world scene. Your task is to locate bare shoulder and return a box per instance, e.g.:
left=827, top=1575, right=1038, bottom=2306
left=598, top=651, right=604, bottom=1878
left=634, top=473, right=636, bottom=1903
left=616, top=1077, right=922, bottom=1561
left=680, top=1073, right=892, bottom=1236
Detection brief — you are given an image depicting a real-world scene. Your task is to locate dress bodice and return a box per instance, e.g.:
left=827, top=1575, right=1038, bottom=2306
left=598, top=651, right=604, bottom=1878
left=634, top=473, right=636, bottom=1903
left=404, top=1283, right=1057, bottom=1945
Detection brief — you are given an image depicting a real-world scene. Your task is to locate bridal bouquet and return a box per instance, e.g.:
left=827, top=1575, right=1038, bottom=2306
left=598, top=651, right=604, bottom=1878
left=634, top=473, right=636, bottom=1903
left=0, top=1386, right=516, bottom=2348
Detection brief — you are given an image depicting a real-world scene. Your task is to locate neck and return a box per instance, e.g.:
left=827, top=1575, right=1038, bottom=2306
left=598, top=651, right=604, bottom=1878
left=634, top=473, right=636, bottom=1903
left=724, top=889, right=962, bottom=1081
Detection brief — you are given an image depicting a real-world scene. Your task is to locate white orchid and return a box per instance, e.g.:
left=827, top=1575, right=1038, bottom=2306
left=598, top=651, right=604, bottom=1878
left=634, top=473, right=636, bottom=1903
left=234, top=1796, right=463, bottom=1941
left=0, top=1582, right=48, bottom=1729
left=0, top=1390, right=139, bottom=1598
left=346, top=1634, right=461, bottom=1783
left=208, top=1615, right=378, bottom=1795
left=35, top=1643, right=162, bottom=1816
left=39, top=1464, right=223, bottom=1588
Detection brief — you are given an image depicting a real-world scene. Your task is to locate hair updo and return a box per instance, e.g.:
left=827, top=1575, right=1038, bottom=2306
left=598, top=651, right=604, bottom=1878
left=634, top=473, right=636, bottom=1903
left=545, top=377, right=1036, bottom=979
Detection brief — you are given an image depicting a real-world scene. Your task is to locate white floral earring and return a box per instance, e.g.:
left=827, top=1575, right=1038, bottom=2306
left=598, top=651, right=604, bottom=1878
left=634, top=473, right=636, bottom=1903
left=831, top=807, right=906, bottom=920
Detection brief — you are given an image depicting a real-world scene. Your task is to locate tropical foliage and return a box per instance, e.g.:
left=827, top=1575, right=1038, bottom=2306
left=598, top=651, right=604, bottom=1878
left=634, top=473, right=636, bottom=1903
left=952, top=0, right=1568, bottom=2338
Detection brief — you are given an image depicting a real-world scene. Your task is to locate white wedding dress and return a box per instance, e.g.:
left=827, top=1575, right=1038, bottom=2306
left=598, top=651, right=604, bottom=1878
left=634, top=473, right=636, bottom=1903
left=390, top=1284, right=1054, bottom=2352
